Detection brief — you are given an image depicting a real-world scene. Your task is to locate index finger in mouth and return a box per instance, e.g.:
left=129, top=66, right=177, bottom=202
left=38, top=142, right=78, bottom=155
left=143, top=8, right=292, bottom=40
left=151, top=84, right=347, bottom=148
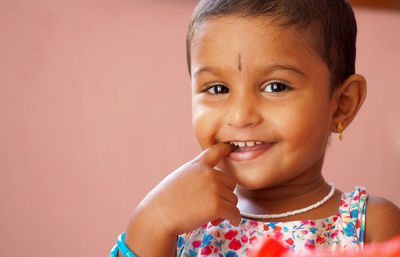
left=196, top=142, right=236, bottom=167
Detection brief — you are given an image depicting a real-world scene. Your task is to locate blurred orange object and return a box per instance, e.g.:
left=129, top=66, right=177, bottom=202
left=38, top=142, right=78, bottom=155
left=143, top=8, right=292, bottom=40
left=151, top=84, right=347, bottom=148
left=251, top=235, right=400, bottom=257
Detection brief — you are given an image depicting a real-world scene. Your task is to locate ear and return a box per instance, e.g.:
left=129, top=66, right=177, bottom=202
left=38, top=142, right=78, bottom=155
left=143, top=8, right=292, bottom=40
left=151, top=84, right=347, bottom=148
left=330, top=74, right=367, bottom=133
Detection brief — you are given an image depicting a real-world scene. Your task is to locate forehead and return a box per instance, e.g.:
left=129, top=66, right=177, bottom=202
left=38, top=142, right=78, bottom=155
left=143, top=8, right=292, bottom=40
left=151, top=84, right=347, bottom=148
left=190, top=15, right=323, bottom=76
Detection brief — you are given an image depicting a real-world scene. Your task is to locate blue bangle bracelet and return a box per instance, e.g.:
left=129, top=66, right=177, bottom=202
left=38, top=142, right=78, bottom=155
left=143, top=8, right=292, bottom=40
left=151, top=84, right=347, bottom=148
left=110, top=243, right=119, bottom=257
left=110, top=232, right=138, bottom=257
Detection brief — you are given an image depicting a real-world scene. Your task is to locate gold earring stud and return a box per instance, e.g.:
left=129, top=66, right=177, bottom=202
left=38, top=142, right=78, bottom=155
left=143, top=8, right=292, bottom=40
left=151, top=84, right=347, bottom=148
left=336, top=121, right=344, bottom=141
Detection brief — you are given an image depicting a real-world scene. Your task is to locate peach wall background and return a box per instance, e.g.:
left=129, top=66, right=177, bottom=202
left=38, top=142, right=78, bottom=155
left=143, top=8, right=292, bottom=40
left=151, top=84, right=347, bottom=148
left=0, top=1, right=399, bottom=257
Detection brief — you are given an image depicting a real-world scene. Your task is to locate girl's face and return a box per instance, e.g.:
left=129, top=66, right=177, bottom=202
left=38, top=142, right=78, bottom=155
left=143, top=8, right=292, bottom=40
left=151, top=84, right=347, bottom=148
left=190, top=16, right=335, bottom=189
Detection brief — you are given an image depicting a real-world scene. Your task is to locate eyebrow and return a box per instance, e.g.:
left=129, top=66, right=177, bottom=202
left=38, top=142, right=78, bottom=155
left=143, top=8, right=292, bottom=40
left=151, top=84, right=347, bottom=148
left=263, top=64, right=308, bottom=78
left=192, top=67, right=218, bottom=78
left=192, top=64, right=308, bottom=78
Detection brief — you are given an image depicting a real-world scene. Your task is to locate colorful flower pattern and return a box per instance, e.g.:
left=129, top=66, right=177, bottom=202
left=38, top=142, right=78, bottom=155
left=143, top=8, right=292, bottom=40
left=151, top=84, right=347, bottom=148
left=177, top=186, right=367, bottom=257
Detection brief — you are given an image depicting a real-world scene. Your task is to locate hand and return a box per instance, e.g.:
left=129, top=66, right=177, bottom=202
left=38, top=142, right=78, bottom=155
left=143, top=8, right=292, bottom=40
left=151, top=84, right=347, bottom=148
left=130, top=143, right=241, bottom=237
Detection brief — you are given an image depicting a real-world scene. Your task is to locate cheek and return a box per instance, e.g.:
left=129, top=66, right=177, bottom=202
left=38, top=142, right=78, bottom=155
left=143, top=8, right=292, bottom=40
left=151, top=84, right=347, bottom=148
left=192, top=103, right=222, bottom=148
left=280, top=100, right=330, bottom=156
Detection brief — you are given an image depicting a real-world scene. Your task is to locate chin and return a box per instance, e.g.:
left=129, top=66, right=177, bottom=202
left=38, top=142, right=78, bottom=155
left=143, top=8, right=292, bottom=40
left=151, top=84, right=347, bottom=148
left=220, top=163, right=282, bottom=190
left=236, top=175, right=279, bottom=190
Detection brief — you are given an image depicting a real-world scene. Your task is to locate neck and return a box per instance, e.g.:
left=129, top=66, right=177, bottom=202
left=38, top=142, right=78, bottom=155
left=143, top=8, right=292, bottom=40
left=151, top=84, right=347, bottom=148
left=234, top=156, right=331, bottom=215
left=235, top=175, right=327, bottom=202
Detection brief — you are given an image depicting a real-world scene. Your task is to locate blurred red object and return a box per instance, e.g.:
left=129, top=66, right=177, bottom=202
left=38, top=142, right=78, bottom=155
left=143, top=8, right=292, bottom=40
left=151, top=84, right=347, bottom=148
left=251, top=235, right=400, bottom=257
left=250, top=237, right=289, bottom=257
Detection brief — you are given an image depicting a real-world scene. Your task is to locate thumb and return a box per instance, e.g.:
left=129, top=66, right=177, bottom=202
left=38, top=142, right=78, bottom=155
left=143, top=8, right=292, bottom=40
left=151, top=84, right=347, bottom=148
left=195, top=143, right=236, bottom=167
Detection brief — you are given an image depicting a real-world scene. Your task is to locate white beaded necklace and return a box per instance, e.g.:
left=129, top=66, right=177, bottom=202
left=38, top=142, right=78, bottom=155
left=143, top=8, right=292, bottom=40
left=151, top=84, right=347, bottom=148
left=240, top=183, right=335, bottom=219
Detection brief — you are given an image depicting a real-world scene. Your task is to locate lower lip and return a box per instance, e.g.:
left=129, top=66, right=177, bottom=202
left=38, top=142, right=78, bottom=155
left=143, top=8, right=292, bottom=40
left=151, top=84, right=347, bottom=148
left=227, top=142, right=275, bottom=161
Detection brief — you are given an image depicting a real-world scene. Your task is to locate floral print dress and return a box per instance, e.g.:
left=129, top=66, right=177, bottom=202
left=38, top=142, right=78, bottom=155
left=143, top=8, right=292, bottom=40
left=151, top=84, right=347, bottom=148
left=177, top=186, right=367, bottom=257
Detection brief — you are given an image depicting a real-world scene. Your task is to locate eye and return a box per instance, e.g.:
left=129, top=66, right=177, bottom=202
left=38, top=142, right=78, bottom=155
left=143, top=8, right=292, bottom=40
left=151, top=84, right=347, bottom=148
left=205, top=84, right=230, bottom=95
left=263, top=81, right=291, bottom=94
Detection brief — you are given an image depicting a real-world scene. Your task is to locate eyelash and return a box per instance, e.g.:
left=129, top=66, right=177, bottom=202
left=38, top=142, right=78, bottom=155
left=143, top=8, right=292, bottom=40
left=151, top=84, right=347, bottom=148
left=262, top=81, right=292, bottom=95
left=202, top=81, right=292, bottom=95
left=203, top=84, right=230, bottom=95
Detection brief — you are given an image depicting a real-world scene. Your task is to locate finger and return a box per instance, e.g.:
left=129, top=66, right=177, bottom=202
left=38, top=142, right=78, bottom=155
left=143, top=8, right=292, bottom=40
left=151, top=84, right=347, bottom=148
left=196, top=143, right=236, bottom=167
left=218, top=187, right=239, bottom=206
left=217, top=200, right=242, bottom=227
left=211, top=218, right=224, bottom=226
left=214, top=169, right=237, bottom=191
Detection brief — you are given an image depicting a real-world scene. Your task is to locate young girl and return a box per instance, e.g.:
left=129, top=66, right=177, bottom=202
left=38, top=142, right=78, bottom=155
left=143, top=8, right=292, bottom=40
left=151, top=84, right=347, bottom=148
left=111, top=0, right=400, bottom=256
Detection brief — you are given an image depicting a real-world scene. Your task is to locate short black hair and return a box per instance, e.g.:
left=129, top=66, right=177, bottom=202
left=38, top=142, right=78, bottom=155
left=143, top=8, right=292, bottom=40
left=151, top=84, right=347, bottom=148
left=186, top=0, right=357, bottom=97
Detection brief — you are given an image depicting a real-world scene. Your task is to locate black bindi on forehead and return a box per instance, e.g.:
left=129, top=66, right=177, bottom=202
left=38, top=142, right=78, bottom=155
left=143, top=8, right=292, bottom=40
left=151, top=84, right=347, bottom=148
left=237, top=53, right=242, bottom=72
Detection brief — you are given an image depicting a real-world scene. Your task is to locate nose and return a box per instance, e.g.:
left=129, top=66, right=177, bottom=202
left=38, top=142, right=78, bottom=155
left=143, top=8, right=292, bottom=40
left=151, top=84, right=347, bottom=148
left=224, top=93, right=263, bottom=128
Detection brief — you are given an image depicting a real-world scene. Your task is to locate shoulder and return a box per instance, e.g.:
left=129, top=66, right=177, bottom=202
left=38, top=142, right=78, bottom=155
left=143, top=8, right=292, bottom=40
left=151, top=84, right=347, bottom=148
left=365, top=195, right=400, bottom=243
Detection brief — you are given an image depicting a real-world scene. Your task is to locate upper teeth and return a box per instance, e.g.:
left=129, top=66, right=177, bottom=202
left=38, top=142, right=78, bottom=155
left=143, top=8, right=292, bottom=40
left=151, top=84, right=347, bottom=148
left=230, top=141, right=262, bottom=147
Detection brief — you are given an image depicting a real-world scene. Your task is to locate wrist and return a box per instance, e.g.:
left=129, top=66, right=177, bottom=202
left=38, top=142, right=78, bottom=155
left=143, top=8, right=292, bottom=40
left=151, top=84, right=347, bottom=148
left=132, top=200, right=178, bottom=237
left=110, top=233, right=138, bottom=257
left=118, top=233, right=138, bottom=257
left=121, top=208, right=177, bottom=257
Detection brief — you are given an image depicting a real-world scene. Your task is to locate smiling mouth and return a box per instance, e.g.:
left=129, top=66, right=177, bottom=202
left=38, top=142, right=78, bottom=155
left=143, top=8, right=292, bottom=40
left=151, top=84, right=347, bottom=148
left=228, top=141, right=275, bottom=152
left=226, top=141, right=275, bottom=161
